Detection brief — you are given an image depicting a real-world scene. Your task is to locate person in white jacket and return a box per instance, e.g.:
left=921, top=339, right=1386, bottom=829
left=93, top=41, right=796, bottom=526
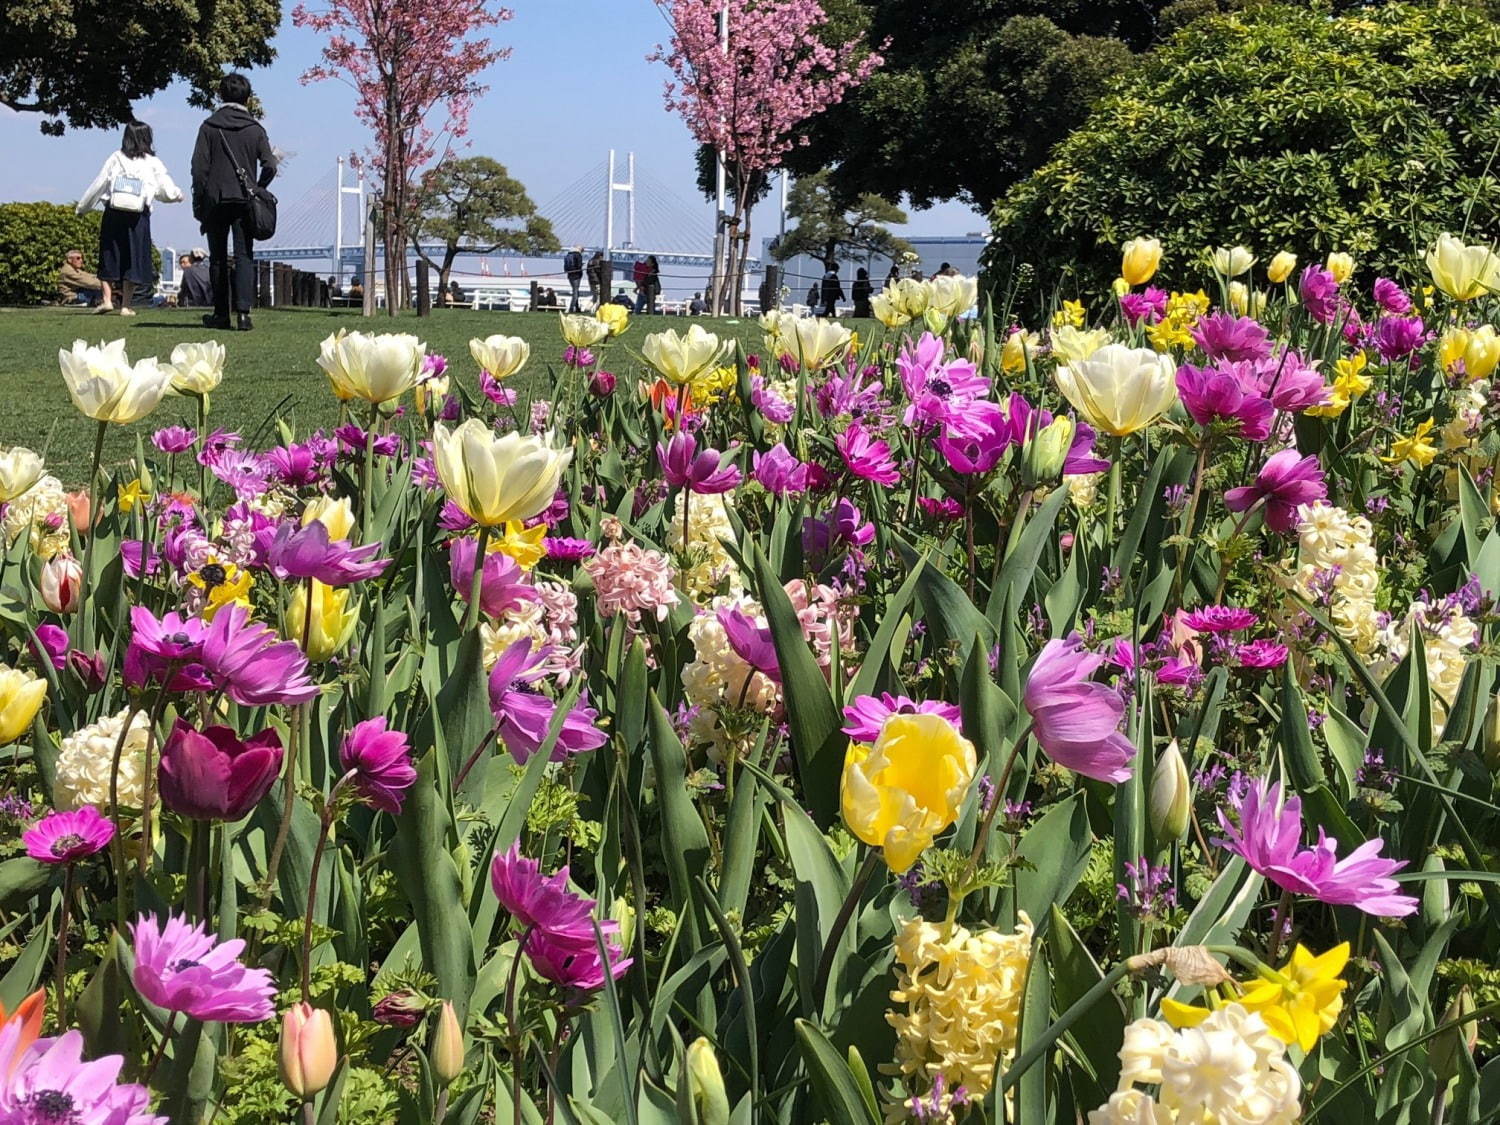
left=76, top=121, right=183, bottom=316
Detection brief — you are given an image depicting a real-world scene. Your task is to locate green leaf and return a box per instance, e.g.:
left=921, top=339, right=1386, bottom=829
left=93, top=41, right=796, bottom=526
left=0, top=857, right=53, bottom=911
left=1047, top=906, right=1123, bottom=1098
left=646, top=691, right=711, bottom=938
left=0, top=917, right=50, bottom=1012
left=1279, top=663, right=1326, bottom=789
left=76, top=933, right=127, bottom=1059
left=995, top=485, right=1070, bottom=617
left=794, top=1020, right=880, bottom=1125
left=1013, top=793, right=1093, bottom=933
left=893, top=533, right=996, bottom=659
left=442, top=627, right=496, bottom=795
left=1015, top=941, right=1051, bottom=1122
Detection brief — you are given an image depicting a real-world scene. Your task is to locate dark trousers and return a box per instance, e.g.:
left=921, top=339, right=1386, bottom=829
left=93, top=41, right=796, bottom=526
left=204, top=202, right=255, bottom=316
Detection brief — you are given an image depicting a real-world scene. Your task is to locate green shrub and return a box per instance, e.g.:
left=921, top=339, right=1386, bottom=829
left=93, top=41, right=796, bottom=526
left=986, top=1, right=1500, bottom=306
left=0, top=202, right=104, bottom=306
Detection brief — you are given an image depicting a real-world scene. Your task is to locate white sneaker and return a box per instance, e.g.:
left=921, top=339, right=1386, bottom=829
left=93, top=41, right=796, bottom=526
left=119, top=308, right=136, bottom=317
left=93, top=303, right=114, bottom=314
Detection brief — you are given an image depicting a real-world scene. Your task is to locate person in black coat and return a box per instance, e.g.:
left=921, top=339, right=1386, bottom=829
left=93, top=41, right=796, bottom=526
left=820, top=263, right=845, bottom=318
left=190, top=73, right=277, bottom=331
left=851, top=267, right=873, bottom=319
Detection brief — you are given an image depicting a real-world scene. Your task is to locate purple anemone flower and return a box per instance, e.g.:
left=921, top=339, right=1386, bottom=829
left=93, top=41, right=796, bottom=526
left=23, top=806, right=115, bottom=864
left=1224, top=448, right=1327, bottom=533
left=487, top=640, right=607, bottom=763
left=841, top=693, right=962, bottom=742
left=130, top=913, right=277, bottom=1021
left=267, top=520, right=391, bottom=586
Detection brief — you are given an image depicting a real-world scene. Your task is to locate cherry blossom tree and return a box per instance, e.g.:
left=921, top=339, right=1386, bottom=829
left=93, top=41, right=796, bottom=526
left=292, top=0, right=513, bottom=313
left=651, top=0, right=882, bottom=313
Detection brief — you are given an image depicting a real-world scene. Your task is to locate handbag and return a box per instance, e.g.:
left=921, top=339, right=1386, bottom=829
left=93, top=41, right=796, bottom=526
left=215, top=129, right=278, bottom=240
left=109, top=174, right=146, bottom=213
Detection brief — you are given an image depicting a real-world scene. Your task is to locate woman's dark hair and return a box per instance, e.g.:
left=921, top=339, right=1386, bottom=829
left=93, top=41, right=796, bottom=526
left=219, top=73, right=253, bottom=104
left=857, top=267, right=868, bottom=279
left=121, top=121, right=154, bottom=158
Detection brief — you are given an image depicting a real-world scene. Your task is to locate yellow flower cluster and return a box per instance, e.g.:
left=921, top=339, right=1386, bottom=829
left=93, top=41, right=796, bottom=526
left=1146, top=291, right=1211, bottom=352
left=689, top=364, right=738, bottom=409
left=1051, top=299, right=1086, bottom=329
left=886, top=913, right=1034, bottom=1107
left=667, top=491, right=742, bottom=600
left=55, top=708, right=153, bottom=811
left=1306, top=351, right=1373, bottom=419
left=1287, top=501, right=1382, bottom=656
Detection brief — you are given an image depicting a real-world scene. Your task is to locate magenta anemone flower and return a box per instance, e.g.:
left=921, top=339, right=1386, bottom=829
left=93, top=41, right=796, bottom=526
left=121, top=539, right=163, bottom=579
left=836, top=425, right=901, bottom=485
left=1181, top=606, right=1259, bottom=633
left=23, top=806, right=115, bottom=864
left=261, top=443, right=325, bottom=488
left=1176, top=365, right=1274, bottom=442
left=130, top=913, right=277, bottom=1021
left=803, top=499, right=874, bottom=557
left=1192, top=312, right=1273, bottom=363
left=752, top=443, right=811, bottom=495
left=487, top=641, right=607, bottom=763
left=899, top=334, right=990, bottom=434
left=657, top=432, right=742, bottom=495
left=201, top=605, right=319, bottom=706
left=158, top=719, right=283, bottom=822
left=1298, top=266, right=1340, bottom=324
left=151, top=426, right=198, bottom=454
left=717, top=606, right=781, bottom=682
left=0, top=1022, right=164, bottom=1125
left=1373, top=277, right=1411, bottom=314
left=527, top=927, right=632, bottom=992
left=490, top=844, right=598, bottom=939
left=1022, top=635, right=1136, bottom=782
left=1118, top=287, right=1168, bottom=326
left=267, top=520, right=391, bottom=586
left=123, top=607, right=213, bottom=692
left=1214, top=779, right=1417, bottom=916
left=841, top=693, right=962, bottom=742
left=917, top=496, right=964, bottom=522
left=543, top=537, right=596, bottom=563
left=1371, top=315, right=1426, bottom=363
left=1236, top=640, right=1288, bottom=669
left=449, top=537, right=537, bottom=619
left=935, top=400, right=1009, bottom=475
left=34, top=624, right=69, bottom=672
left=1224, top=448, right=1327, bottom=533
left=339, top=717, right=415, bottom=814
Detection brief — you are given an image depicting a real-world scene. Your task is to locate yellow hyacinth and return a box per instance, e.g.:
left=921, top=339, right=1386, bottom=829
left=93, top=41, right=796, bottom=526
left=839, top=713, right=976, bottom=873
left=1162, top=943, right=1348, bottom=1053
left=1383, top=418, right=1438, bottom=469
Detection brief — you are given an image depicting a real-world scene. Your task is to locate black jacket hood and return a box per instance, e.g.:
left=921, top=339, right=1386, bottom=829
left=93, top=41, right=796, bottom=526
left=204, top=105, right=260, bottom=131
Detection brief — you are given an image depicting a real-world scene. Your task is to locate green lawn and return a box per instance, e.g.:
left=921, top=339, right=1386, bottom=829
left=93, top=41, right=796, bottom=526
left=0, top=306, right=783, bottom=484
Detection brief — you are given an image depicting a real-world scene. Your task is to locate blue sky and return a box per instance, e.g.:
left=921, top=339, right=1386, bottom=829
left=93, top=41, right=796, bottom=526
left=0, top=0, right=984, bottom=256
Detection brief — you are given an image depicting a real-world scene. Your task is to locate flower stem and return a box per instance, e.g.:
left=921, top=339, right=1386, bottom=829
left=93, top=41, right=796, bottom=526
left=107, top=703, right=143, bottom=929
left=54, top=864, right=75, bottom=1025
left=361, top=402, right=379, bottom=537
left=462, top=525, right=493, bottom=634
left=261, top=701, right=309, bottom=914
left=73, top=419, right=108, bottom=651
left=811, top=849, right=884, bottom=1011
left=141, top=1011, right=180, bottom=1085
left=506, top=923, right=537, bottom=1125
left=301, top=772, right=355, bottom=999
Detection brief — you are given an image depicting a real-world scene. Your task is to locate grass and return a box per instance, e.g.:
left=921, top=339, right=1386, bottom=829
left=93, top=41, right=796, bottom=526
left=0, top=306, right=786, bottom=485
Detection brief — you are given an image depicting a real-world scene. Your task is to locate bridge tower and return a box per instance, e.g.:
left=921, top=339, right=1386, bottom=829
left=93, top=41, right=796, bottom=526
left=603, top=150, right=635, bottom=259
left=333, top=157, right=365, bottom=285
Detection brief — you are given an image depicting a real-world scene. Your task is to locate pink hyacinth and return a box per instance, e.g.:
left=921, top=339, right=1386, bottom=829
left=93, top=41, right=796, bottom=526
left=1023, top=635, right=1136, bottom=782
left=23, top=806, right=115, bottom=864
left=583, top=542, right=680, bottom=623
left=340, top=717, right=416, bottom=814
left=841, top=693, right=962, bottom=742
left=1224, top=448, right=1327, bottom=533
left=0, top=1021, right=164, bottom=1124
left=130, top=913, right=277, bottom=1021
left=1214, top=778, right=1417, bottom=916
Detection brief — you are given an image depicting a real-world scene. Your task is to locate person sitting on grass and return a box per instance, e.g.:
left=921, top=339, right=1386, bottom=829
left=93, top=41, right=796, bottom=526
left=179, top=249, right=212, bottom=308
left=58, top=250, right=104, bottom=306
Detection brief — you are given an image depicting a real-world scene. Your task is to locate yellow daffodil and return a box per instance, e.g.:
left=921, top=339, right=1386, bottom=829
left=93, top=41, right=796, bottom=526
left=1051, top=299, right=1086, bottom=329
left=0, top=666, right=47, bottom=745
left=1383, top=418, right=1438, bottom=469
left=840, top=713, right=976, bottom=873
left=1120, top=238, right=1162, bottom=286
left=491, top=519, right=547, bottom=570
left=1307, top=352, right=1372, bottom=418
left=284, top=580, right=358, bottom=662
left=187, top=557, right=254, bottom=622
left=117, top=478, right=151, bottom=515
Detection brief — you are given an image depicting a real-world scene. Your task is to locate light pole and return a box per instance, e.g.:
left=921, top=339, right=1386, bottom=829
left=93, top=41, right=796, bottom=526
left=710, top=0, right=729, bottom=315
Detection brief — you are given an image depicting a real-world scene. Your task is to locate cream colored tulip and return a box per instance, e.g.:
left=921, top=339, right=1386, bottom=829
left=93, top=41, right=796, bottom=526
left=469, top=335, right=530, bottom=380
left=432, top=1001, right=465, bottom=1086
left=870, top=290, right=911, bottom=329
left=1050, top=326, right=1110, bottom=365
left=167, top=340, right=226, bottom=396
left=0, top=447, right=44, bottom=503
left=1120, top=238, right=1162, bottom=286
left=783, top=317, right=852, bottom=371
left=558, top=313, right=609, bottom=348
left=316, top=330, right=426, bottom=404
left=1425, top=233, right=1500, bottom=301
left=1210, top=245, right=1256, bottom=279
left=1266, top=251, right=1298, bottom=284
left=893, top=277, right=933, bottom=317
left=1325, top=252, right=1355, bottom=285
left=301, top=495, right=356, bottom=542
left=928, top=274, right=978, bottom=319
left=641, top=324, right=728, bottom=386
left=1054, top=343, right=1178, bottom=437
left=279, top=1002, right=338, bottom=1100
left=432, top=419, right=572, bottom=527
left=59, top=339, right=173, bottom=424
left=760, top=309, right=793, bottom=356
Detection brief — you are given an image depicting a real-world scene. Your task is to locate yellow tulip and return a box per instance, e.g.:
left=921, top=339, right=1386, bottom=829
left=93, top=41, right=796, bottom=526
left=1210, top=245, right=1256, bottom=279
left=558, top=313, right=609, bottom=348
left=0, top=666, right=47, bottom=745
left=641, top=325, right=728, bottom=386
left=840, top=713, right=976, bottom=874
left=1120, top=238, right=1162, bottom=286
left=870, top=291, right=911, bottom=329
left=1054, top=344, right=1178, bottom=437
left=167, top=340, right=226, bottom=396
left=1000, top=329, right=1039, bottom=375
left=0, top=447, right=44, bottom=503
left=432, top=419, right=572, bottom=527
left=1425, top=233, right=1500, bottom=301
left=1461, top=325, right=1500, bottom=380
left=893, top=277, right=933, bottom=317
left=432, top=1001, right=465, bottom=1086
left=594, top=302, right=630, bottom=338
left=316, top=330, right=426, bottom=404
left=469, top=335, right=530, bottom=380
left=59, top=339, right=173, bottom=424
left=1266, top=251, right=1297, bottom=284
left=301, top=495, right=356, bottom=541
left=285, top=580, right=357, bottom=663
left=1324, top=252, right=1355, bottom=285
left=1050, top=326, right=1109, bottom=364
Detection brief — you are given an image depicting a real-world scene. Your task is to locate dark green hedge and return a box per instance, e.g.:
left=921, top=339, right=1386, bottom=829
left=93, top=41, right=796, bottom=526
left=986, top=1, right=1500, bottom=305
left=0, top=202, right=104, bottom=306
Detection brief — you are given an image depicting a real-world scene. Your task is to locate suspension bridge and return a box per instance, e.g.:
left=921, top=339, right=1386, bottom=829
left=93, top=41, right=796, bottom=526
left=255, top=150, right=759, bottom=277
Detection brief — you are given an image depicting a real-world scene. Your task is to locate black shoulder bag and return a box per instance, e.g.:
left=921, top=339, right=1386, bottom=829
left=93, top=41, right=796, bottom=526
left=216, top=128, right=278, bottom=240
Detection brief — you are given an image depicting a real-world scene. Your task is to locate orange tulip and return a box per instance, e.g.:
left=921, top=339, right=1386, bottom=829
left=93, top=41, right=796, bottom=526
left=1, top=990, right=45, bottom=1072
left=65, top=490, right=95, bottom=534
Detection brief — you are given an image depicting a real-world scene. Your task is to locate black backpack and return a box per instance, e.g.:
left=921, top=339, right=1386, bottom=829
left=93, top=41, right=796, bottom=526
left=216, top=128, right=278, bottom=241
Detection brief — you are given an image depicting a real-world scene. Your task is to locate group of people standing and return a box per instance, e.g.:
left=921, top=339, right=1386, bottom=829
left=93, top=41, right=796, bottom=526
left=72, top=72, right=277, bottom=330
left=561, top=249, right=662, bottom=314
left=805, top=259, right=962, bottom=318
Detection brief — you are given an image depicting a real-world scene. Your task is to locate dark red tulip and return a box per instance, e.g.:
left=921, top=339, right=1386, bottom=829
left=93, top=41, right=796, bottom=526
left=158, top=719, right=283, bottom=821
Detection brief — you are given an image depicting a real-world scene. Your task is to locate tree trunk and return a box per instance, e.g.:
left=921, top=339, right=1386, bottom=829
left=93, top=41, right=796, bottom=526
left=438, top=245, right=459, bottom=306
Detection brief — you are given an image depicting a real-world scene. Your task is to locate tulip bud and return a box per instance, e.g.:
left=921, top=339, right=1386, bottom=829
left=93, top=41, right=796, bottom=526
left=1111, top=276, right=1130, bottom=298
left=39, top=555, right=82, bottom=614
left=922, top=308, right=949, bottom=336
left=1021, top=416, right=1075, bottom=487
left=611, top=896, right=636, bottom=957
left=1120, top=237, right=1162, bottom=287
left=372, top=989, right=426, bottom=1028
left=1429, top=986, right=1477, bottom=1086
left=685, top=1037, right=730, bottom=1125
left=1227, top=281, right=1249, bottom=315
left=1266, top=251, right=1297, bottom=285
left=280, top=1002, right=338, bottom=1100
left=590, top=369, right=617, bottom=398
left=1149, top=740, right=1191, bottom=842
left=1325, top=252, right=1355, bottom=285
left=1483, top=691, right=1500, bottom=772
left=431, top=1000, right=465, bottom=1086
